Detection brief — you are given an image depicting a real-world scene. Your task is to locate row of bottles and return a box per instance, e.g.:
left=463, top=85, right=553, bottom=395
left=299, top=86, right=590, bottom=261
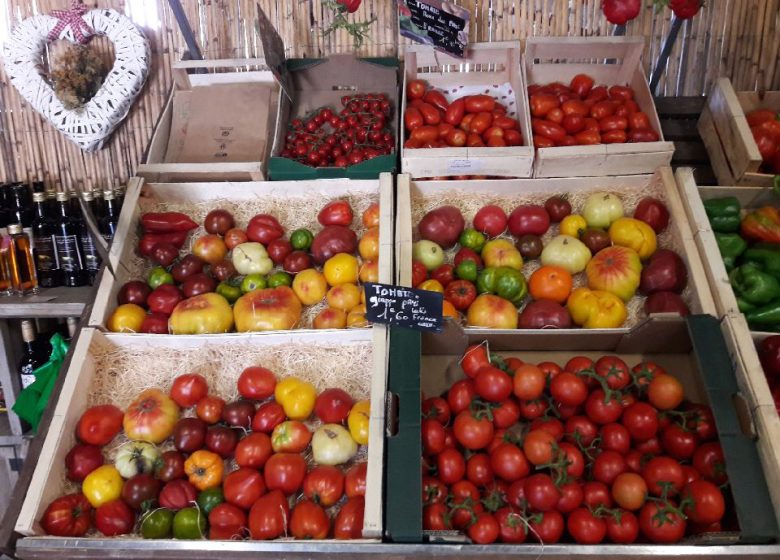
left=0, top=183, right=122, bottom=292
left=18, top=317, right=79, bottom=389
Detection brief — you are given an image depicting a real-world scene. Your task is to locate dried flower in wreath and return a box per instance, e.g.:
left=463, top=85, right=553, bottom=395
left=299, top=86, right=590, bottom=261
left=50, top=43, right=109, bottom=109
left=322, top=0, right=376, bottom=50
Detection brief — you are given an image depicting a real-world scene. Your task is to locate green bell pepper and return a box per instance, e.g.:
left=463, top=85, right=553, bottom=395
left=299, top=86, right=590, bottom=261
left=737, top=297, right=757, bottom=313
left=714, top=232, right=747, bottom=270
left=729, top=263, right=780, bottom=305
left=494, top=267, right=527, bottom=307
left=476, top=267, right=498, bottom=294
left=745, top=298, right=780, bottom=326
left=743, top=244, right=780, bottom=277
left=703, top=197, right=741, bottom=233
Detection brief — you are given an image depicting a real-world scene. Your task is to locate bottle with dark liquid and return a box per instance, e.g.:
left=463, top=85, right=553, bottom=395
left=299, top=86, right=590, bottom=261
left=0, top=183, right=12, bottom=234
left=31, top=192, right=61, bottom=288
left=9, top=183, right=33, bottom=229
left=53, top=192, right=87, bottom=287
left=7, top=224, right=38, bottom=295
left=18, top=320, right=46, bottom=390
left=99, top=190, right=119, bottom=243
left=74, top=192, right=100, bottom=285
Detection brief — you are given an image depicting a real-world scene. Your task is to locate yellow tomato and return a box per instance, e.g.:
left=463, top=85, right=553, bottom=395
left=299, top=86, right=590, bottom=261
left=323, top=253, right=359, bottom=286
left=560, top=214, right=588, bottom=238
left=347, top=303, right=369, bottom=328
left=82, top=465, right=123, bottom=507
left=108, top=303, right=146, bottom=333
left=326, top=283, right=362, bottom=311
left=292, top=268, right=328, bottom=305
left=359, top=260, right=379, bottom=283
left=418, top=279, right=444, bottom=293
left=274, top=376, right=317, bottom=420
left=184, top=450, right=224, bottom=490
left=348, top=400, right=370, bottom=445
left=481, top=239, right=523, bottom=270
left=608, top=217, right=657, bottom=260
left=567, top=287, right=627, bottom=329
left=358, top=227, right=380, bottom=261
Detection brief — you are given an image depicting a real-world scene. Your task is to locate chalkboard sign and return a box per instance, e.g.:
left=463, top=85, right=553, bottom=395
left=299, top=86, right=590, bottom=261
left=364, top=282, right=444, bottom=332
left=398, top=0, right=470, bottom=58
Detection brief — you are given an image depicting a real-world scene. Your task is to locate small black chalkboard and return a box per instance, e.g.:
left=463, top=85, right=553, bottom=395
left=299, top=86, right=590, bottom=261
left=398, top=0, right=470, bottom=58
left=364, top=282, right=444, bottom=332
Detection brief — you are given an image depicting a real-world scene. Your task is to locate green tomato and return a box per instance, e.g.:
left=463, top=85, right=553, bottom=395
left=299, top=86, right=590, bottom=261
left=240, top=273, right=267, bottom=294
left=141, top=508, right=174, bottom=539
left=216, top=281, right=242, bottom=303
left=196, top=487, right=224, bottom=515
left=290, top=229, right=314, bottom=251
left=455, top=260, right=478, bottom=282
left=173, top=507, right=207, bottom=540
left=267, top=271, right=293, bottom=288
left=458, top=228, right=486, bottom=253
left=148, top=266, right=174, bottom=290
left=476, top=267, right=498, bottom=294
left=494, top=266, right=527, bottom=307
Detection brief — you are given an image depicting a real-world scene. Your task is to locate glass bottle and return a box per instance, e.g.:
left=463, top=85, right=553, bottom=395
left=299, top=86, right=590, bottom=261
left=99, top=190, right=119, bottom=243
left=53, top=192, right=87, bottom=287
left=31, top=192, right=61, bottom=288
left=7, top=223, right=38, bottom=294
left=66, top=316, right=79, bottom=341
left=77, top=191, right=101, bottom=285
left=0, top=234, right=12, bottom=295
left=0, top=183, right=12, bottom=233
left=45, top=191, right=57, bottom=221
left=9, top=182, right=33, bottom=228
left=18, top=320, right=46, bottom=390
left=31, top=181, right=45, bottom=194
left=91, top=188, right=104, bottom=221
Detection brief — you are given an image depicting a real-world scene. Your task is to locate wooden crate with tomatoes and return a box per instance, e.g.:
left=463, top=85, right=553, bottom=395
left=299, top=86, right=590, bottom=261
left=384, top=316, right=779, bottom=544
left=395, top=167, right=715, bottom=347
left=524, top=37, right=674, bottom=178
left=698, top=77, right=780, bottom=187
left=89, top=175, right=394, bottom=335
left=16, top=327, right=389, bottom=544
left=400, top=42, right=534, bottom=179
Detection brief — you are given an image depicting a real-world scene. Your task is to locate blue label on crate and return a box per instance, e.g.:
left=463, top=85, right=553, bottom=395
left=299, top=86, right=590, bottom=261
left=364, top=282, right=443, bottom=332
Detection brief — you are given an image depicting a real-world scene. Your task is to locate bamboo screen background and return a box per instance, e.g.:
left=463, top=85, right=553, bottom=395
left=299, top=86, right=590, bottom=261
left=0, top=0, right=778, bottom=191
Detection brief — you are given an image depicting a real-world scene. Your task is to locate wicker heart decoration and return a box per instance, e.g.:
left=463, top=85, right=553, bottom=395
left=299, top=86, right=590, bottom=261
left=2, top=8, right=150, bottom=152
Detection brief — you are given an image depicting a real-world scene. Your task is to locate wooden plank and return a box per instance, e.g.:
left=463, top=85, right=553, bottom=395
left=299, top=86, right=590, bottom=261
left=0, top=286, right=94, bottom=319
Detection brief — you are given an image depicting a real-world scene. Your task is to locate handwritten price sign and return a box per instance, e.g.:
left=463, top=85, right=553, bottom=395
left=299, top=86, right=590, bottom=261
left=364, top=282, right=443, bottom=332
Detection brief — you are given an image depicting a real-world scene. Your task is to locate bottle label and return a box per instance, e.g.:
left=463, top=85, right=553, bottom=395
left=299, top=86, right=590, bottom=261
left=80, top=233, right=101, bottom=271
left=54, top=234, right=84, bottom=272
left=33, top=235, right=57, bottom=271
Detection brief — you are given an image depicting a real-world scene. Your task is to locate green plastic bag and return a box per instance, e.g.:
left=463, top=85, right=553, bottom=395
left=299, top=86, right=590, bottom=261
left=12, top=333, right=69, bottom=432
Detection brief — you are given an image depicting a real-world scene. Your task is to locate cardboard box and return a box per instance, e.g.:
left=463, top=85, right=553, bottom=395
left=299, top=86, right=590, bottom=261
left=400, top=41, right=534, bottom=179
left=698, top=77, right=780, bottom=187
left=385, top=315, right=779, bottom=543
left=267, top=56, right=399, bottom=181
left=525, top=37, right=674, bottom=178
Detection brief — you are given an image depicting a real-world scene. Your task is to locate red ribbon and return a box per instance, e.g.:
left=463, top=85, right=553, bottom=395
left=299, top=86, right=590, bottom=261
left=47, top=1, right=94, bottom=44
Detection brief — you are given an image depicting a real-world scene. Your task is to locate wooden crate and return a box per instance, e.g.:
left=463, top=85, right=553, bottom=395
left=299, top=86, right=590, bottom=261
left=395, top=167, right=716, bottom=348
left=698, top=78, right=780, bottom=187
left=136, top=59, right=288, bottom=183
left=675, top=167, right=777, bottom=337
left=90, top=174, right=394, bottom=332
left=15, top=326, right=388, bottom=540
left=400, top=42, right=534, bottom=179
left=525, top=37, right=674, bottom=178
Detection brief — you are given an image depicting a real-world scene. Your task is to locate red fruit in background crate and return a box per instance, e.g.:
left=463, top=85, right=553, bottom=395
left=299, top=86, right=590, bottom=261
left=633, top=197, right=670, bottom=233
left=759, top=336, right=780, bottom=382
left=669, top=0, right=703, bottom=19
left=602, top=0, right=641, bottom=25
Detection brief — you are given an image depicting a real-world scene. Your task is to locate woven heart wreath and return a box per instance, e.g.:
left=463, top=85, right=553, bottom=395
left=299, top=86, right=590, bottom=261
left=2, top=4, right=150, bottom=152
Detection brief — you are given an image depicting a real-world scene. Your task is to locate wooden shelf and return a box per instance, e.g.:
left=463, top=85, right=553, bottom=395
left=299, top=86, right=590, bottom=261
left=0, top=286, right=95, bottom=319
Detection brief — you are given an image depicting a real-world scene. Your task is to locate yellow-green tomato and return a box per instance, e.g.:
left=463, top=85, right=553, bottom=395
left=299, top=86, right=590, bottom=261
left=582, top=192, right=624, bottom=228
left=540, top=235, right=592, bottom=274
left=312, top=424, right=358, bottom=465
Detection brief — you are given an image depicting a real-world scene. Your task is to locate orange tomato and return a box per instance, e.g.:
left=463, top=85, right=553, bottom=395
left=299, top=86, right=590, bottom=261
left=184, top=450, right=224, bottom=490
left=529, top=265, right=573, bottom=304
left=362, top=203, right=380, bottom=228
left=442, top=300, right=459, bottom=319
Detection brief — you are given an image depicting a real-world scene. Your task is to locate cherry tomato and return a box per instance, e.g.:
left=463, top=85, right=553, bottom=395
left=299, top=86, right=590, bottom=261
left=453, top=410, right=495, bottom=450
left=583, top=481, right=613, bottom=508
left=422, top=418, right=447, bottom=456
left=693, top=442, right=728, bottom=484
left=593, top=450, right=627, bottom=485
left=565, top=415, right=598, bottom=446
left=423, top=503, right=451, bottom=530
left=605, top=509, right=639, bottom=543
left=585, top=390, right=624, bottom=425
left=622, top=402, right=659, bottom=442
left=490, top=443, right=530, bottom=482
left=466, top=453, right=494, bottom=486
left=642, top=456, right=685, bottom=496
left=523, top=429, right=556, bottom=465
left=681, top=480, right=725, bottom=524
left=492, top=399, right=521, bottom=429
left=474, top=365, right=512, bottom=402
left=550, top=372, right=588, bottom=406
left=567, top=507, right=606, bottom=544
left=528, top=510, right=564, bottom=543
left=685, top=403, right=717, bottom=442
left=661, top=423, right=698, bottom=460
left=639, top=501, right=686, bottom=543
left=437, top=447, right=466, bottom=484
left=594, top=356, right=630, bottom=389
left=495, top=507, right=527, bottom=543
left=448, top=379, right=476, bottom=414
left=556, top=481, right=584, bottom=514
left=524, top=473, right=561, bottom=512
left=422, top=396, right=451, bottom=425
left=599, top=422, right=631, bottom=454
left=461, top=345, right=490, bottom=377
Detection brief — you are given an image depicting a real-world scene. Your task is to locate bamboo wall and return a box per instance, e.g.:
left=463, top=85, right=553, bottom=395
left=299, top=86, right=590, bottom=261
left=1, top=0, right=778, bottom=191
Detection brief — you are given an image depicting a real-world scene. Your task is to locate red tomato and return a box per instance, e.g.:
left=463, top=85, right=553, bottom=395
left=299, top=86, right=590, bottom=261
left=605, top=509, right=639, bottom=543
left=248, top=489, right=289, bottom=540
left=224, top=467, right=266, bottom=510
left=599, top=422, right=631, bottom=454
left=512, top=364, right=546, bottom=401
left=602, top=129, right=628, bottom=143
left=334, top=496, right=365, bottom=539
left=593, top=355, right=630, bottom=389
left=303, top=465, right=344, bottom=507
left=570, top=74, right=595, bottom=97
left=629, top=111, right=651, bottom=130
left=530, top=417, right=564, bottom=441
left=532, top=119, right=566, bottom=142
left=628, top=128, right=660, bottom=142
left=453, top=410, right=495, bottom=450
left=95, top=499, right=134, bottom=537
left=490, top=442, right=530, bottom=482
left=586, top=85, right=609, bottom=103
left=661, top=423, right=698, bottom=460
left=423, top=503, right=451, bottom=530
left=642, top=456, right=685, bottom=496
left=473, top=206, right=508, bottom=238
left=318, top=200, right=353, bottom=227
left=314, top=388, right=354, bottom=424
left=470, top=112, right=493, bottom=135
left=422, top=396, right=450, bottom=425
left=446, top=128, right=467, bottom=147
left=693, top=442, right=728, bottom=484
left=474, top=366, right=512, bottom=402
left=523, top=429, right=556, bottom=465
left=562, top=114, right=585, bottom=134
left=534, top=135, right=556, bottom=148
left=493, top=116, right=518, bottom=130
left=404, top=107, right=423, bottom=131
left=582, top=117, right=600, bottom=132
left=159, top=479, right=197, bottom=510
left=235, top=432, right=273, bottom=469
left=519, top=399, right=547, bottom=420
left=556, top=481, right=584, bottom=514
left=209, top=502, right=247, bottom=540
left=681, top=480, right=725, bottom=524
left=466, top=132, right=485, bottom=147
left=685, top=403, right=717, bottom=442
left=528, top=510, right=565, bottom=543
left=565, top=415, right=599, bottom=446
left=524, top=473, right=561, bottom=512
left=407, top=79, right=427, bottom=100
left=264, top=453, right=306, bottom=496
left=251, top=401, right=286, bottom=434
left=196, top=395, right=225, bottom=425
left=247, top=214, right=284, bottom=245
left=546, top=107, right=564, bottom=124
left=424, top=90, right=449, bottom=112
left=465, top=95, right=496, bottom=114
left=437, top=447, right=466, bottom=484
left=345, top=463, right=367, bottom=498
left=585, top=389, right=624, bottom=424
left=550, top=372, right=588, bottom=406
left=444, top=99, right=465, bottom=125
left=422, top=418, right=447, bottom=455
left=448, top=379, right=476, bottom=414
left=622, top=402, right=659, bottom=442
left=466, top=453, right=494, bottom=486
left=492, top=399, right=521, bottom=429
left=583, top=481, right=613, bottom=508
left=529, top=93, right=560, bottom=118
left=611, top=472, right=647, bottom=511
left=639, top=501, right=686, bottom=543
left=574, top=130, right=601, bottom=145
left=599, top=116, right=628, bottom=133
left=77, top=404, right=123, bottom=446
left=495, top=507, right=527, bottom=543
left=648, top=374, right=684, bottom=410
left=170, top=374, right=209, bottom=408
left=468, top=513, right=500, bottom=544
left=418, top=102, right=441, bottom=126
left=504, top=129, right=523, bottom=146
left=411, top=125, right=440, bottom=143
left=65, top=443, right=104, bottom=482
left=562, top=99, right=589, bottom=117
left=593, top=450, right=627, bottom=485
left=568, top=507, right=606, bottom=544
left=237, top=367, right=276, bottom=400
left=40, top=493, right=92, bottom=536
left=609, top=85, right=634, bottom=101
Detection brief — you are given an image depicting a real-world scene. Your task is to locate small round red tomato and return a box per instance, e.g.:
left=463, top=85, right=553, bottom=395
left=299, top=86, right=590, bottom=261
left=622, top=402, right=659, bottom=442
left=495, top=507, right=527, bottom=543
left=77, top=404, right=123, bottom=446
left=556, top=481, right=584, bottom=514
left=685, top=403, right=717, bottom=442
left=606, top=509, right=639, bottom=543
left=693, top=442, right=728, bottom=485
left=567, top=507, right=606, bottom=544
left=611, top=472, right=647, bottom=511
left=65, top=443, right=104, bottom=482
left=447, top=379, right=476, bottom=414
left=209, top=502, right=247, bottom=540
left=524, top=473, right=561, bottom=512
left=453, top=411, right=494, bottom=450
left=564, top=415, right=598, bottom=446
left=639, top=501, right=686, bottom=543
left=593, top=450, right=627, bottom=485
left=235, top=432, right=273, bottom=469
left=422, top=418, right=447, bottom=456
left=632, top=361, right=666, bottom=386
left=473, top=206, right=508, bottom=238
left=122, top=473, right=161, bottom=511
left=490, top=443, right=530, bottom=482
left=436, top=447, right=466, bottom=484
left=558, top=442, right=585, bottom=478
left=466, top=453, right=494, bottom=486
left=40, top=493, right=92, bottom=536
left=642, top=456, right=685, bottom=496
left=461, top=344, right=491, bottom=378
left=522, top=429, right=556, bottom=466
left=264, top=453, right=306, bottom=496
left=583, top=481, right=613, bottom=509
left=345, top=463, right=367, bottom=498
left=423, top=503, right=451, bottom=530
left=95, top=499, right=135, bottom=536
left=550, top=372, right=588, bottom=406
left=318, top=200, right=353, bottom=227
left=474, top=366, right=512, bottom=402
left=585, top=390, right=624, bottom=425
left=513, top=364, right=547, bottom=401
left=237, top=366, right=276, bottom=400
left=423, top=476, right=447, bottom=505
left=468, top=512, right=500, bottom=544
left=528, top=510, right=565, bottom=543
left=648, top=374, right=684, bottom=410
left=492, top=399, right=521, bottom=429
left=155, top=450, right=186, bottom=482
left=594, top=356, right=630, bottom=390
left=599, top=422, right=631, bottom=454
left=422, top=396, right=451, bottom=425
left=290, top=499, right=329, bottom=539
left=251, top=401, right=286, bottom=433
left=196, top=395, right=225, bottom=425
left=661, top=423, right=698, bottom=460
left=303, top=465, right=344, bottom=507
left=681, top=480, right=725, bottom=524
left=170, top=373, right=209, bottom=408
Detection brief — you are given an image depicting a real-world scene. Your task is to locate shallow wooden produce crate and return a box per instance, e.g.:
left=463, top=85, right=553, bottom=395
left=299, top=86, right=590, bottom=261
left=136, top=59, right=287, bottom=183
left=16, top=326, right=388, bottom=541
left=400, top=42, right=534, bottom=179
left=698, top=78, right=780, bottom=187
left=524, top=37, right=674, bottom=178
left=90, top=174, right=394, bottom=332
left=395, top=168, right=716, bottom=349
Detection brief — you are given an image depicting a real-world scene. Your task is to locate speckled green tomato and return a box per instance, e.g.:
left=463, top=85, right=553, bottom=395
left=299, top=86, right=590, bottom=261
left=173, top=507, right=207, bottom=539
left=291, top=229, right=314, bottom=251
left=140, top=508, right=174, bottom=539
left=240, top=273, right=267, bottom=294
left=216, top=281, right=242, bottom=303
left=148, top=267, right=174, bottom=290
left=197, top=487, right=224, bottom=515
left=267, top=271, right=293, bottom=288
